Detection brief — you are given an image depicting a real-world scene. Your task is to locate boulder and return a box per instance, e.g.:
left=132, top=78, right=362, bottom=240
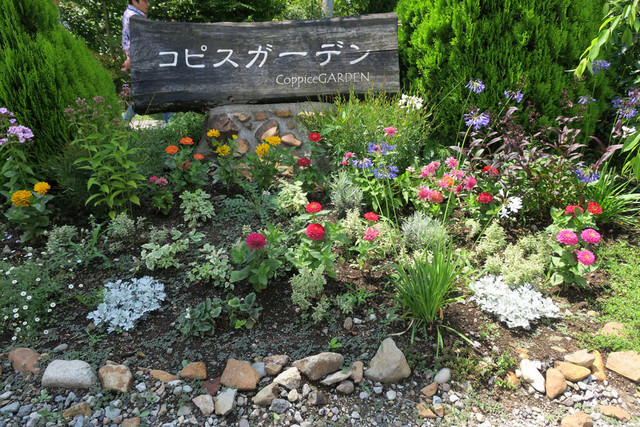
left=561, top=411, right=593, bottom=427
left=220, top=359, right=260, bottom=390
left=273, top=367, right=301, bottom=390
left=590, top=351, right=606, bottom=381
left=149, top=369, right=179, bottom=383
left=8, top=348, right=39, bottom=374
left=254, top=119, right=279, bottom=141
left=364, top=338, right=411, bottom=384
left=545, top=368, right=567, bottom=400
left=599, top=405, right=631, bottom=421
left=554, top=361, right=591, bottom=382
left=180, top=361, right=207, bottom=380
left=293, top=352, right=344, bottom=381
left=214, top=388, right=236, bottom=416
left=252, top=383, right=279, bottom=406
left=98, top=364, right=133, bottom=393
left=42, top=360, right=96, bottom=389
left=564, top=349, right=596, bottom=368
left=520, top=359, right=545, bottom=393
left=606, top=351, right=640, bottom=382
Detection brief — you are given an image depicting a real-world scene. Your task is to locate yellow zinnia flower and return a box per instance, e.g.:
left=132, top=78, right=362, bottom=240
left=33, top=182, right=51, bottom=195
left=256, top=143, right=270, bottom=157
left=216, top=145, right=231, bottom=156
left=207, top=129, right=221, bottom=138
left=265, top=136, right=281, bottom=146
left=11, top=190, right=33, bottom=207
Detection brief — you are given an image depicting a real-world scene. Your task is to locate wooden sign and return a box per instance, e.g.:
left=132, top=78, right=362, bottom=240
left=130, top=13, right=399, bottom=113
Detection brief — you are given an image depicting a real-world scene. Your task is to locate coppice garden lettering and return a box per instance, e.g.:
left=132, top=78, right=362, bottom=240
left=130, top=13, right=399, bottom=113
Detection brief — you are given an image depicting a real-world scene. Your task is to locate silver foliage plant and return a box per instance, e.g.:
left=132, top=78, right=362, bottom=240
left=469, top=274, right=560, bottom=329
left=87, top=276, right=166, bottom=333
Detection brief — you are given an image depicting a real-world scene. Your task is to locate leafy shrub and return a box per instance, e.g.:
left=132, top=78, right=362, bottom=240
left=140, top=229, right=204, bottom=270
left=397, top=0, right=612, bottom=145
left=87, top=276, right=166, bottom=333
left=275, top=180, right=309, bottom=216
left=485, top=234, right=550, bottom=288
left=290, top=266, right=326, bottom=311
left=188, top=244, right=233, bottom=289
left=180, top=189, right=215, bottom=227
left=176, top=298, right=222, bottom=338
left=474, top=221, right=507, bottom=261
left=469, top=274, right=560, bottom=329
left=401, top=211, right=448, bottom=251
left=0, top=0, right=118, bottom=158
left=329, top=169, right=364, bottom=216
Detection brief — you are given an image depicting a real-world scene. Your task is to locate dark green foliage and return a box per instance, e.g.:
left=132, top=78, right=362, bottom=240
left=397, top=0, right=614, bottom=144
left=0, top=0, right=118, bottom=159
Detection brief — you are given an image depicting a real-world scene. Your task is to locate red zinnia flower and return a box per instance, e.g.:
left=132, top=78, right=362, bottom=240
left=364, top=212, right=379, bottom=222
left=306, top=202, right=322, bottom=213
left=165, top=145, right=178, bottom=155
left=297, top=158, right=311, bottom=167
left=478, top=192, right=493, bottom=203
left=482, top=166, right=499, bottom=176
left=587, top=202, right=602, bottom=215
left=564, top=205, right=584, bottom=215
left=308, top=132, right=321, bottom=142
left=246, top=233, right=267, bottom=250
left=180, top=137, right=194, bottom=145
left=306, top=223, right=326, bottom=240
left=193, top=153, right=204, bottom=160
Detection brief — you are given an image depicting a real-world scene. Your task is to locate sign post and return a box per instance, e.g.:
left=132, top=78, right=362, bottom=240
left=130, top=13, right=399, bottom=114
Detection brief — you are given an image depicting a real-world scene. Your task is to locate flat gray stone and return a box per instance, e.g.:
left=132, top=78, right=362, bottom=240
left=364, top=338, right=410, bottom=384
left=41, top=360, right=97, bottom=389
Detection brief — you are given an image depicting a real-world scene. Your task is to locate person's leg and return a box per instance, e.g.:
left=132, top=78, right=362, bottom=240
left=123, top=105, right=136, bottom=123
left=163, top=112, right=173, bottom=123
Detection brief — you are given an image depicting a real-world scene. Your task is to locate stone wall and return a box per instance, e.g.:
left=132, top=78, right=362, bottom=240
left=196, top=102, right=334, bottom=159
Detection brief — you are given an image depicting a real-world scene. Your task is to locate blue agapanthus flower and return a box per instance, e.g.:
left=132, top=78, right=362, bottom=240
left=371, top=164, right=399, bottom=180
left=353, top=158, right=373, bottom=169
left=574, top=164, right=600, bottom=183
left=592, top=60, right=610, bottom=74
left=578, top=95, right=596, bottom=105
left=619, top=106, right=638, bottom=121
left=466, top=79, right=485, bottom=94
left=504, top=90, right=524, bottom=103
left=367, top=142, right=396, bottom=155
left=629, top=88, right=640, bottom=106
left=464, top=109, right=491, bottom=130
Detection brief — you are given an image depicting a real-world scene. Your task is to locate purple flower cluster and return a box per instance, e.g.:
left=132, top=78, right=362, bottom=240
left=504, top=90, right=524, bottom=103
left=353, top=158, right=373, bottom=169
left=592, top=60, right=610, bottom=74
left=464, top=109, right=491, bottom=130
left=574, top=164, right=600, bottom=183
left=578, top=95, right=596, bottom=105
left=7, top=125, right=34, bottom=143
left=466, top=79, right=485, bottom=94
left=371, top=164, right=399, bottom=180
left=367, top=142, right=396, bottom=155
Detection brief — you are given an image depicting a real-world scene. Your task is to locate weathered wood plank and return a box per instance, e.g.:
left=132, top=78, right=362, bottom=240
left=130, top=13, right=399, bottom=113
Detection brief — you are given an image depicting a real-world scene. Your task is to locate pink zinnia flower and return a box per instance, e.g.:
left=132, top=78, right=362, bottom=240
left=438, top=175, right=454, bottom=188
left=453, top=183, right=463, bottom=194
left=564, top=205, right=584, bottom=215
left=478, top=192, right=493, bottom=203
left=306, top=223, right=326, bottom=240
left=246, top=233, right=267, bottom=250
left=581, top=229, right=601, bottom=244
left=306, top=202, right=322, bottom=213
left=420, top=161, right=440, bottom=178
left=364, top=212, right=379, bottom=222
left=149, top=176, right=158, bottom=183
left=463, top=176, right=477, bottom=191
left=428, top=190, right=443, bottom=203
left=556, top=230, right=578, bottom=246
left=155, top=178, right=168, bottom=187
left=363, top=227, right=380, bottom=241
left=345, top=152, right=355, bottom=159
left=445, top=157, right=458, bottom=168
left=576, top=250, right=596, bottom=266
left=384, top=126, right=398, bottom=137
left=417, top=185, right=431, bottom=201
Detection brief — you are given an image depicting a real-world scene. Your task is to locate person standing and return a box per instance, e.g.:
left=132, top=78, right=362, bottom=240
left=121, top=0, right=172, bottom=123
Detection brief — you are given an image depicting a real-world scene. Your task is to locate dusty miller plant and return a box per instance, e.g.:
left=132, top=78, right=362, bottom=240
left=179, top=189, right=215, bottom=227
left=401, top=211, right=448, bottom=251
left=329, top=169, right=363, bottom=216
left=469, top=274, right=560, bottom=329
left=87, top=276, right=166, bottom=333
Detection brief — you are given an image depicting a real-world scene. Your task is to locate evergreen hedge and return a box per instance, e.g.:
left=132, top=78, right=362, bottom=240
left=0, top=0, right=118, bottom=157
left=397, top=0, right=615, bottom=145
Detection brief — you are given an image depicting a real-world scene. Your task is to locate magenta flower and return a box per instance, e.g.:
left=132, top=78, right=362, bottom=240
left=363, top=227, right=380, bottom=241
left=580, top=229, right=601, bottom=244
left=556, top=230, right=578, bottom=246
left=463, top=176, right=477, bottom=191
left=383, top=126, right=398, bottom=137
left=445, top=157, right=458, bottom=168
left=576, top=250, right=596, bottom=266
left=246, top=233, right=267, bottom=250
left=420, top=161, right=440, bottom=178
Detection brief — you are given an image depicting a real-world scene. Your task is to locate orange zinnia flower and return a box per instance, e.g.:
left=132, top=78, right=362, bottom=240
left=180, top=137, right=194, bottom=145
left=193, top=153, right=204, bottom=160
left=165, top=145, right=179, bottom=155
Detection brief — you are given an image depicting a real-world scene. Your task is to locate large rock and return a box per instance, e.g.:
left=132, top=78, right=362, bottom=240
left=214, top=388, right=237, bottom=416
left=293, top=352, right=344, bottom=381
left=561, top=411, right=593, bottom=427
left=564, top=349, right=596, bottom=368
left=364, top=338, right=411, bottom=384
left=350, top=361, right=364, bottom=383
left=252, top=383, right=279, bottom=406
left=98, top=364, right=133, bottom=393
left=192, top=394, right=214, bottom=416
left=263, top=355, right=290, bottom=366
left=320, top=369, right=352, bottom=386
left=220, top=359, right=260, bottom=390
left=42, top=360, right=97, bottom=389
left=273, top=367, right=301, bottom=390
left=8, top=348, right=39, bottom=374
left=590, top=351, right=606, bottom=381
left=149, top=369, right=179, bottom=383
left=254, top=119, right=280, bottom=141
left=545, top=368, right=567, bottom=400
left=555, top=361, right=591, bottom=382
left=606, top=351, right=640, bottom=382
left=180, top=362, right=207, bottom=380
left=600, top=322, right=626, bottom=337
left=520, top=359, right=545, bottom=393
left=599, top=405, right=631, bottom=421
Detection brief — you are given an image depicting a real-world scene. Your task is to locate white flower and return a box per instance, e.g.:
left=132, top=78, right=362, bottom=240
left=34, top=317, right=40, bottom=322
left=499, top=207, right=510, bottom=219
left=11, top=280, right=17, bottom=284
left=35, top=278, right=41, bottom=282
left=50, top=302, right=56, bottom=308
left=20, top=291, right=26, bottom=296
left=622, top=125, right=636, bottom=139
left=26, top=296, right=32, bottom=300
left=508, top=196, right=523, bottom=213
left=13, top=313, right=19, bottom=318
left=68, top=284, right=74, bottom=289
left=43, top=330, right=49, bottom=335
left=22, top=305, right=28, bottom=310
left=12, top=308, right=18, bottom=313
left=11, top=336, right=16, bottom=341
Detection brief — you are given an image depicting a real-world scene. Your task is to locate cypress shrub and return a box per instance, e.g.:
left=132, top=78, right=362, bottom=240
left=397, top=0, right=614, bottom=145
left=0, top=0, right=118, bottom=158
